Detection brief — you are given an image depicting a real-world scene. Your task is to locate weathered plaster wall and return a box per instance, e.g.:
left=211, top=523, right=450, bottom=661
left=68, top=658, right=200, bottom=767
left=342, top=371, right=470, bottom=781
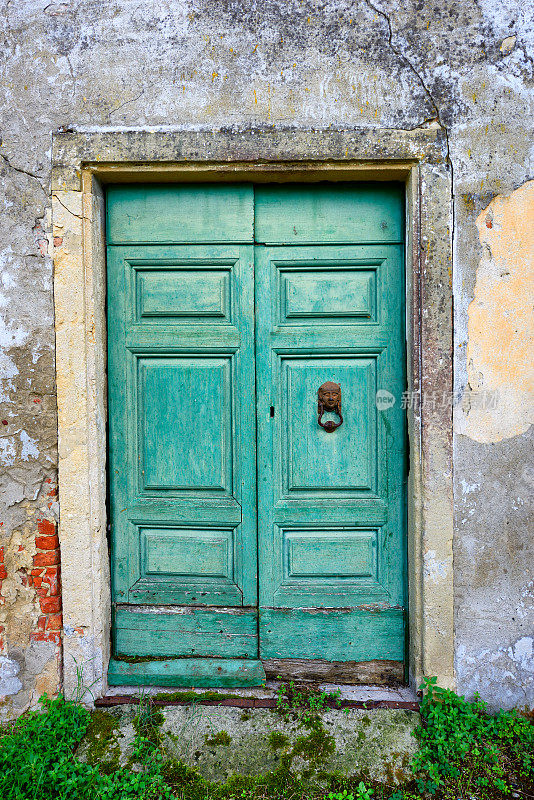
left=0, top=0, right=532, bottom=716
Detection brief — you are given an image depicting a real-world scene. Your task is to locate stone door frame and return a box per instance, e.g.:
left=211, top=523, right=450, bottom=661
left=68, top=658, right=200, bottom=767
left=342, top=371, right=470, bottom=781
left=52, top=128, right=454, bottom=700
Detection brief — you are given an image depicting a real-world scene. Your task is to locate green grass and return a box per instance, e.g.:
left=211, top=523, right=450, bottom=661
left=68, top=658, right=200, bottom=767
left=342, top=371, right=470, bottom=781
left=0, top=680, right=532, bottom=800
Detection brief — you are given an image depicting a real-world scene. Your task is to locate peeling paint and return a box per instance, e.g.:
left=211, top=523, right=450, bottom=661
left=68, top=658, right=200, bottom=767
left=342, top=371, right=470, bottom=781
left=20, top=431, right=39, bottom=461
left=459, top=180, right=534, bottom=443
left=423, top=550, right=449, bottom=583
left=0, top=656, right=23, bottom=697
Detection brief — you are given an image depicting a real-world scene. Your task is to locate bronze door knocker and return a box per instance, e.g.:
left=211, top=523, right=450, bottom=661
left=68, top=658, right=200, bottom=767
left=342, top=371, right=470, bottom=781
left=317, top=381, right=343, bottom=432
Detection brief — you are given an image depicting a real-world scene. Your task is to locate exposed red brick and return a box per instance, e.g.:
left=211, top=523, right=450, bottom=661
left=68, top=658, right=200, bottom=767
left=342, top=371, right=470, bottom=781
left=44, top=573, right=61, bottom=596
left=35, top=534, right=59, bottom=550
left=0, top=546, right=4, bottom=561
left=37, top=616, right=46, bottom=632
left=31, top=576, right=43, bottom=588
left=35, top=586, right=49, bottom=597
left=31, top=568, right=45, bottom=576
left=46, top=613, right=63, bottom=631
left=0, top=566, right=7, bottom=581
left=40, top=595, right=61, bottom=613
left=30, top=631, right=61, bottom=644
left=37, top=519, right=56, bottom=538
left=33, top=550, right=60, bottom=567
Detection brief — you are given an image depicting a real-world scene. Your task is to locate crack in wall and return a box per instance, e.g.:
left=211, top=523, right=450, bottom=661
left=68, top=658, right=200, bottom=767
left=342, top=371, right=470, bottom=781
left=52, top=193, right=83, bottom=220
left=0, top=153, right=47, bottom=195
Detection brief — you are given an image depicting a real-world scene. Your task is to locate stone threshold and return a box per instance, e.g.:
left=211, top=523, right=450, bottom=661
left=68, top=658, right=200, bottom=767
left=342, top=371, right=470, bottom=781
left=97, top=681, right=419, bottom=711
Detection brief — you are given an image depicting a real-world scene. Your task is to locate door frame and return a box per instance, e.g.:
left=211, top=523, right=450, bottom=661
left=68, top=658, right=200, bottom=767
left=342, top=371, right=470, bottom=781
left=52, top=128, right=454, bottom=701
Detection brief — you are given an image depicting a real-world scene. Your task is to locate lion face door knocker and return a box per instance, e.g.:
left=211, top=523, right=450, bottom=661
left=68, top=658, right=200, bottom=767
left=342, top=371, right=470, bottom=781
left=317, top=381, right=343, bottom=433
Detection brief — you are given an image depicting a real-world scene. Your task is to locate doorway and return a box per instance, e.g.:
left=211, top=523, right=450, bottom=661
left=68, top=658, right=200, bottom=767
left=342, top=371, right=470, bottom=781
left=106, top=182, right=406, bottom=686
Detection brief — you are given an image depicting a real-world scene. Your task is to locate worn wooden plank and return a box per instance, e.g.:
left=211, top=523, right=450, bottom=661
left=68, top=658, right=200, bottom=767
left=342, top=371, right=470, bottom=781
left=254, top=183, right=404, bottom=244
left=107, top=184, right=254, bottom=244
left=259, top=608, right=405, bottom=662
left=108, top=657, right=266, bottom=687
left=263, top=658, right=404, bottom=685
left=114, top=607, right=259, bottom=658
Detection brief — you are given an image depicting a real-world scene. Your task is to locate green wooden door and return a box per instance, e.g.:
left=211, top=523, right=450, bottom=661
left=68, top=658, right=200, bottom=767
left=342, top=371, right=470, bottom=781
left=254, top=185, right=406, bottom=672
left=106, top=185, right=264, bottom=686
left=107, top=182, right=406, bottom=687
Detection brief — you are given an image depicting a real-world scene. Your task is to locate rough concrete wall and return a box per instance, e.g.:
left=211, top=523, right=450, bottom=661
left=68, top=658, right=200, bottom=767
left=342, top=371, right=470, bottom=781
left=0, top=0, right=532, bottom=715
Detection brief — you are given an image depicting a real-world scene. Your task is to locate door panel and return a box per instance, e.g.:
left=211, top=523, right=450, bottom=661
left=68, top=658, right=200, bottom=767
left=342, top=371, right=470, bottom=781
left=282, top=356, right=377, bottom=494
left=259, top=608, right=405, bottom=662
left=139, top=356, right=232, bottom=492
left=107, top=240, right=260, bottom=667
left=255, top=242, right=406, bottom=655
left=254, top=183, right=404, bottom=244
left=107, top=184, right=254, bottom=245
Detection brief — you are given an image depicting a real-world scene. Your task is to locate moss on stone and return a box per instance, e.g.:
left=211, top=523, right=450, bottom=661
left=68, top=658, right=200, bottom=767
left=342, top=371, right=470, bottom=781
left=268, top=731, right=289, bottom=750
left=114, top=654, right=177, bottom=663
left=83, top=710, right=121, bottom=774
left=205, top=730, right=232, bottom=746
left=292, top=727, right=336, bottom=763
left=152, top=690, right=242, bottom=703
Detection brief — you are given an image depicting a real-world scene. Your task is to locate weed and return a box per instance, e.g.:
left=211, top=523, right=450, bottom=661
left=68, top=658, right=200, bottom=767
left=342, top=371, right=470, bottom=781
left=275, top=679, right=342, bottom=728
left=327, top=784, right=374, bottom=800
left=0, top=679, right=531, bottom=800
left=0, top=693, right=172, bottom=800
left=412, top=676, right=534, bottom=797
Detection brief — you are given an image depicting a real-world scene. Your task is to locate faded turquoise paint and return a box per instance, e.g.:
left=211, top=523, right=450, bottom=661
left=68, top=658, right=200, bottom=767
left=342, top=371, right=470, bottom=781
left=254, top=183, right=404, bottom=245
left=107, top=185, right=261, bottom=684
left=107, top=183, right=406, bottom=686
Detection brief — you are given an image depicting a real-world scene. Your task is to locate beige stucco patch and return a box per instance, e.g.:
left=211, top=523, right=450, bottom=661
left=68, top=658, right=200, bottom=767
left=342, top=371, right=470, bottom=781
left=460, top=180, right=534, bottom=443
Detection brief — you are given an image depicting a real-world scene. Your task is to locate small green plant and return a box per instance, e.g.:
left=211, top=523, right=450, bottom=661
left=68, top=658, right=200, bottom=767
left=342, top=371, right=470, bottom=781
left=0, top=680, right=531, bottom=800
left=0, top=693, right=173, bottom=800
left=326, top=783, right=374, bottom=800
left=327, top=790, right=355, bottom=800
left=412, top=676, right=534, bottom=797
left=275, top=679, right=342, bottom=727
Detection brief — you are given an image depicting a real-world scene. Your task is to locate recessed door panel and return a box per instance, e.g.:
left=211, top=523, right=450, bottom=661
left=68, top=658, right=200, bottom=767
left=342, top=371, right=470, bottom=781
left=141, top=527, right=234, bottom=579
left=135, top=267, right=231, bottom=322
left=283, top=528, right=377, bottom=580
left=138, top=356, right=232, bottom=493
left=281, top=357, right=376, bottom=495
left=280, top=266, right=377, bottom=323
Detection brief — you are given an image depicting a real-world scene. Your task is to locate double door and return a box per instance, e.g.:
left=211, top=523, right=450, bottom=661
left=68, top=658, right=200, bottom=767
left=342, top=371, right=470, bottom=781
left=106, top=183, right=406, bottom=686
